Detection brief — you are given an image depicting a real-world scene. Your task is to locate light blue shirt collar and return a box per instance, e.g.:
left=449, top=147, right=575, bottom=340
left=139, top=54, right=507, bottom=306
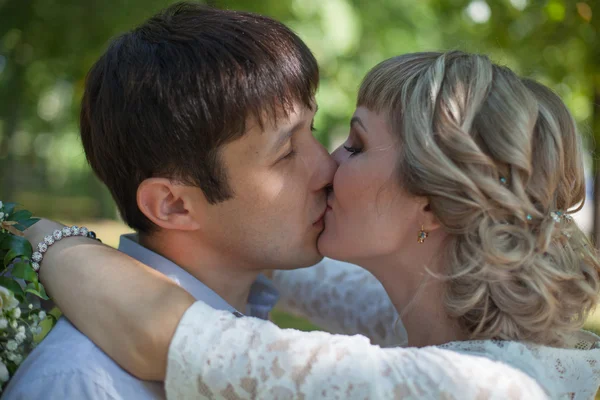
left=118, top=234, right=278, bottom=319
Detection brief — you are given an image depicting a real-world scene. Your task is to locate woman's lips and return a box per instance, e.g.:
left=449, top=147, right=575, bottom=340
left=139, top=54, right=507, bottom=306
left=326, top=196, right=334, bottom=210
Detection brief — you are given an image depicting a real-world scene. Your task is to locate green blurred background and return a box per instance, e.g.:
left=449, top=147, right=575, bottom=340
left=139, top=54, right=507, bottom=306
left=1, top=0, right=600, bottom=342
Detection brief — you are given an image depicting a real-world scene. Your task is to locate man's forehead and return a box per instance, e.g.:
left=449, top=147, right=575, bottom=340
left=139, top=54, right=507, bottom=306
left=246, top=102, right=316, bottom=134
left=222, top=101, right=317, bottom=160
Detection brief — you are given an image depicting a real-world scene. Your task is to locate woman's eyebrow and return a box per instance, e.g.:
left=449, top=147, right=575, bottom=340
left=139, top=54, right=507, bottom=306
left=350, top=116, right=368, bottom=132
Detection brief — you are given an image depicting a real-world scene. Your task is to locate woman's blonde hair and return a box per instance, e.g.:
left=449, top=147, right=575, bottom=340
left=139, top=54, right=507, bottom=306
left=358, top=51, right=600, bottom=345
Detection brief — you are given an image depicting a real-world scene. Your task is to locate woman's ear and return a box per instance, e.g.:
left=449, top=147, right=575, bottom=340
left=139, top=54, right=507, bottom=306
left=419, top=200, right=441, bottom=232
left=137, top=178, right=203, bottom=231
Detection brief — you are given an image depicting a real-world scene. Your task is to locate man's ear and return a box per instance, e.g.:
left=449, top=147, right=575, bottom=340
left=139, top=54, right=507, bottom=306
left=137, top=178, right=203, bottom=231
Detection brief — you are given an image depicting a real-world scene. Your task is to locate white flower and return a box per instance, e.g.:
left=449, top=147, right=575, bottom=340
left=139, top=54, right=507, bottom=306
left=0, top=318, right=7, bottom=330
left=30, top=326, right=42, bottom=336
left=6, top=340, right=17, bottom=351
left=28, top=304, right=33, bottom=310
left=0, top=287, right=19, bottom=311
left=15, top=332, right=26, bottom=344
left=17, top=325, right=24, bottom=334
left=11, top=307, right=20, bottom=319
left=38, top=311, right=46, bottom=321
left=6, top=353, right=23, bottom=365
left=0, top=201, right=4, bottom=210
left=10, top=321, right=17, bottom=329
left=0, top=361, right=8, bottom=382
left=0, top=212, right=4, bottom=221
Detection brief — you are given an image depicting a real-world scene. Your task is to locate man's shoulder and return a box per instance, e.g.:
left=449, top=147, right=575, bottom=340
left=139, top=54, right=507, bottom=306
left=14, top=316, right=121, bottom=374
left=3, top=317, right=164, bottom=400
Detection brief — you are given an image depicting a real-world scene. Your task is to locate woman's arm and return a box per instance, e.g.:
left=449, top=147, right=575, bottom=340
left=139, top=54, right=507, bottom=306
left=273, top=259, right=407, bottom=347
left=25, top=219, right=195, bottom=380
left=165, top=301, right=549, bottom=399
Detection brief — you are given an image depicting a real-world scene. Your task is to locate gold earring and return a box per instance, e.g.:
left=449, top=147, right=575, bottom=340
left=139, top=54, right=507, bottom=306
left=417, top=225, right=428, bottom=243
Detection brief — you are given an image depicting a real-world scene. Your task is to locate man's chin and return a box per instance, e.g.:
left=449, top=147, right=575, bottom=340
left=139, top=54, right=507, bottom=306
left=302, top=253, right=325, bottom=268
left=277, top=250, right=324, bottom=270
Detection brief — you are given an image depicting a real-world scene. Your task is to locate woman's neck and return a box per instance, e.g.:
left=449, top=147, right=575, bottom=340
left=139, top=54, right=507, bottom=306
left=362, top=249, right=467, bottom=347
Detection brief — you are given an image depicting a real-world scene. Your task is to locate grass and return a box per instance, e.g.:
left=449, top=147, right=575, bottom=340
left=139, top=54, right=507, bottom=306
left=271, top=309, right=320, bottom=331
left=585, top=309, right=600, bottom=337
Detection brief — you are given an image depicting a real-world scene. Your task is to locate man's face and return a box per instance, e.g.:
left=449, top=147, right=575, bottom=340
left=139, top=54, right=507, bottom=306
left=200, top=103, right=337, bottom=271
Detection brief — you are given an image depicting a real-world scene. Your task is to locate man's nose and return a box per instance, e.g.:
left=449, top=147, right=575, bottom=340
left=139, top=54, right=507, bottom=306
left=311, top=140, right=337, bottom=190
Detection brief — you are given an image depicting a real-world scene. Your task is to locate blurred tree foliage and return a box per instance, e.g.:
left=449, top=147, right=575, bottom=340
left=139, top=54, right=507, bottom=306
left=0, top=0, right=598, bottom=238
left=0, top=0, right=170, bottom=217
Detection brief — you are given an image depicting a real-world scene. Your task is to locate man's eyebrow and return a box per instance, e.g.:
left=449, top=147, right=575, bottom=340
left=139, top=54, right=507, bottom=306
left=272, top=108, right=318, bottom=153
left=272, top=122, right=299, bottom=153
left=350, top=116, right=367, bottom=132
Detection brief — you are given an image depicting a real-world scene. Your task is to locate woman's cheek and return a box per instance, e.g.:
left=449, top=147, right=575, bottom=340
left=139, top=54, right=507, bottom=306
left=334, top=163, right=363, bottom=202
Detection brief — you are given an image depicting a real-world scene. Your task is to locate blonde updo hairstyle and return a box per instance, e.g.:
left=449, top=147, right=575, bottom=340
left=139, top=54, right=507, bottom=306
left=358, top=51, right=600, bottom=346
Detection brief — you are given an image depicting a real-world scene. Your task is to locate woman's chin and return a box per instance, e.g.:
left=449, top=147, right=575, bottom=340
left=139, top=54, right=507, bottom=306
left=317, top=227, right=346, bottom=261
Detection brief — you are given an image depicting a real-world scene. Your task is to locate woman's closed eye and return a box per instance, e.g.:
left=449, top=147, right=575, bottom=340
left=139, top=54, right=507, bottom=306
left=343, top=145, right=363, bottom=156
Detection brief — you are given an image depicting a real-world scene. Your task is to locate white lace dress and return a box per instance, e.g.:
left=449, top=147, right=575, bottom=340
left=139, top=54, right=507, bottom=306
left=165, top=259, right=600, bottom=400
left=272, top=259, right=407, bottom=348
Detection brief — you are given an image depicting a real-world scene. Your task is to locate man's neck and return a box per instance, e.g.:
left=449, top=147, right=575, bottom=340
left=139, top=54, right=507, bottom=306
left=139, top=232, right=259, bottom=312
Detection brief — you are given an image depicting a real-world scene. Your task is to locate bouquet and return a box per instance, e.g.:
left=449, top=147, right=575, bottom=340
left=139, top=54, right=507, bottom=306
left=0, top=201, right=54, bottom=390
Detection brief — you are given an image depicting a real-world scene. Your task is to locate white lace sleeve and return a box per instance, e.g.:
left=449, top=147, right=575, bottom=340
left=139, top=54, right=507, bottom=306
left=166, top=301, right=550, bottom=400
left=273, top=258, right=406, bottom=347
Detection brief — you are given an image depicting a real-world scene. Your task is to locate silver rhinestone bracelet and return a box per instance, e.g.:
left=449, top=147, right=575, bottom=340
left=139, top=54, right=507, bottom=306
left=31, top=226, right=101, bottom=272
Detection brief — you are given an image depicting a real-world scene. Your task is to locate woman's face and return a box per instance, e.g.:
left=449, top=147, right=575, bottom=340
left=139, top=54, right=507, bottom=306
left=318, top=107, right=424, bottom=265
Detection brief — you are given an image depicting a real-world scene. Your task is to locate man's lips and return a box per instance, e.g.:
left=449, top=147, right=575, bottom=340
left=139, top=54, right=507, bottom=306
left=313, top=206, right=328, bottom=225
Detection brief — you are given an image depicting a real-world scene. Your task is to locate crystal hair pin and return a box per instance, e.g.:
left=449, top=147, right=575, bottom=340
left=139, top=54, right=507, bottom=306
left=498, top=177, right=572, bottom=225
left=550, top=211, right=573, bottom=224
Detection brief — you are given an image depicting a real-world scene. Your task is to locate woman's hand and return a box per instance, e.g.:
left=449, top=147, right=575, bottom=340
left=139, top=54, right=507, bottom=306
left=24, top=219, right=195, bottom=380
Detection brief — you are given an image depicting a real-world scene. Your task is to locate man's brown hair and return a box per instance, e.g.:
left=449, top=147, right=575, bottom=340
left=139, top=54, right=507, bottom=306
left=80, top=2, right=319, bottom=232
